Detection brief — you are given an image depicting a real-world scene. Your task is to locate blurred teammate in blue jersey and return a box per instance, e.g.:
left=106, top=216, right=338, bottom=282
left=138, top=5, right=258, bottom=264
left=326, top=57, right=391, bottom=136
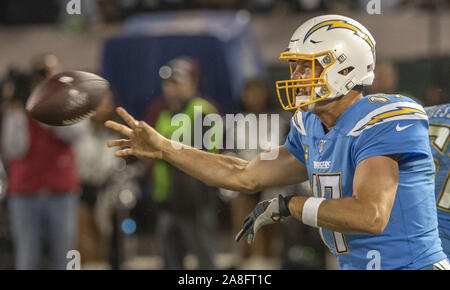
left=105, top=15, right=449, bottom=269
left=426, top=103, right=450, bottom=258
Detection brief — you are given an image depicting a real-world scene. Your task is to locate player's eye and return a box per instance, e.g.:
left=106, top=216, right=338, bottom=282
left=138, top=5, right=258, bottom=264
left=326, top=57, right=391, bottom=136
left=292, top=62, right=305, bottom=73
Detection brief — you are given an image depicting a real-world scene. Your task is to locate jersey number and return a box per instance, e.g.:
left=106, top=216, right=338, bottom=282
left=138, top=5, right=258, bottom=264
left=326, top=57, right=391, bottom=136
left=429, top=123, right=449, bottom=154
left=436, top=172, right=450, bottom=212
left=429, top=123, right=450, bottom=212
left=311, top=173, right=349, bottom=254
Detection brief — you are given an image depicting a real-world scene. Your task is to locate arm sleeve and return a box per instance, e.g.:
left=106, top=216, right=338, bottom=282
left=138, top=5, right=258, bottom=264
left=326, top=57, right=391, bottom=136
left=353, top=118, right=431, bottom=166
left=284, top=118, right=306, bottom=164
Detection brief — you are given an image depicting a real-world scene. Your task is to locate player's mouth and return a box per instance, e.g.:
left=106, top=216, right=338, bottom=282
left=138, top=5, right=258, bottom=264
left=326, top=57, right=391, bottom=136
left=295, top=87, right=310, bottom=110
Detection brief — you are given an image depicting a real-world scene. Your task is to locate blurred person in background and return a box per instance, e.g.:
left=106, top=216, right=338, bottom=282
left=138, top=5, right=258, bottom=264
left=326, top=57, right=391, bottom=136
left=368, top=60, right=398, bottom=95
left=368, top=60, right=431, bottom=106
left=0, top=67, right=30, bottom=269
left=144, top=57, right=221, bottom=269
left=425, top=86, right=445, bottom=106
left=73, top=91, right=120, bottom=266
left=1, top=54, right=86, bottom=270
left=219, top=78, right=289, bottom=269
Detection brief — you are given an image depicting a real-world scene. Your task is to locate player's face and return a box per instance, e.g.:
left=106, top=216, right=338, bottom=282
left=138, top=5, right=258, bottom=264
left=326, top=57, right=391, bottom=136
left=243, top=85, right=268, bottom=114
left=290, top=60, right=324, bottom=111
left=290, top=60, right=323, bottom=94
left=162, top=78, right=198, bottom=111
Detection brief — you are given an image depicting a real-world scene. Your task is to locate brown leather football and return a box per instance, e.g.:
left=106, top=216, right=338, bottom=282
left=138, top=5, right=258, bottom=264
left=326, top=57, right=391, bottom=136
left=25, top=71, right=110, bottom=126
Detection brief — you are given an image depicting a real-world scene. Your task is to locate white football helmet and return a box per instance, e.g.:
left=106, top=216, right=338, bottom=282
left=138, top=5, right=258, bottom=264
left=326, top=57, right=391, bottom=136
left=276, top=14, right=376, bottom=111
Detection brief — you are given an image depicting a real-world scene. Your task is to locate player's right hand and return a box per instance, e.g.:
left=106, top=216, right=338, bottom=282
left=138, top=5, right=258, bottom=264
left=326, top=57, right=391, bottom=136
left=105, top=107, right=166, bottom=159
left=235, top=195, right=291, bottom=244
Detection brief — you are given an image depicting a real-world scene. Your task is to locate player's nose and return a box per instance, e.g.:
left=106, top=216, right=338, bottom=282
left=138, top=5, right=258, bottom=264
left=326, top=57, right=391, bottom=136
left=291, top=65, right=304, bottom=80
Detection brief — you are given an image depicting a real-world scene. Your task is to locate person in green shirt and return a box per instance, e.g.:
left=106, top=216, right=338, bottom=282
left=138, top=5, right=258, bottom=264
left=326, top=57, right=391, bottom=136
left=145, top=57, right=222, bottom=269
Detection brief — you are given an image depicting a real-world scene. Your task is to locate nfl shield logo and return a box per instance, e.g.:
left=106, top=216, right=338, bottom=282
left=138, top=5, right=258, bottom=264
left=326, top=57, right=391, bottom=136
left=318, top=140, right=327, bottom=153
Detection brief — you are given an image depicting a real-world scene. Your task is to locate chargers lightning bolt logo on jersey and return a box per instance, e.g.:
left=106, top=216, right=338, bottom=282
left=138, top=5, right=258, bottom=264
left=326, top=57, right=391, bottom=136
left=367, top=107, right=425, bottom=125
left=347, top=103, right=428, bottom=136
left=303, top=20, right=375, bottom=53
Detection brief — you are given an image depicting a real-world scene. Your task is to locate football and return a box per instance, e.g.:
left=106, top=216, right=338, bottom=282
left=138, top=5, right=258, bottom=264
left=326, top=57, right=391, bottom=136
left=25, top=71, right=110, bottom=126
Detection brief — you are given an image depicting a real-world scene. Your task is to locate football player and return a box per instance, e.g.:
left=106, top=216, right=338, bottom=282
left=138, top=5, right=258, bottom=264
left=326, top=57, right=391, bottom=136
left=426, top=103, right=450, bottom=259
left=105, top=15, right=449, bottom=269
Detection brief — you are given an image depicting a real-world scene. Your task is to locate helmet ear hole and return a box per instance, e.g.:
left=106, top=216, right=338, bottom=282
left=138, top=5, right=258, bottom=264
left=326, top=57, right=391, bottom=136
left=338, top=66, right=355, bottom=76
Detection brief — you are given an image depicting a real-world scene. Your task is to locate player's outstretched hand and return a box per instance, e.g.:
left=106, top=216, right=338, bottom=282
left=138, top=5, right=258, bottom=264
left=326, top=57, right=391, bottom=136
left=105, top=107, right=166, bottom=159
left=235, top=195, right=291, bottom=244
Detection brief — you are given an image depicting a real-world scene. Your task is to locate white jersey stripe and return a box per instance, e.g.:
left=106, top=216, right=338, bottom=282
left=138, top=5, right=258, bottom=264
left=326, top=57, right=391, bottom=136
left=293, top=110, right=307, bottom=136
left=347, top=102, right=428, bottom=136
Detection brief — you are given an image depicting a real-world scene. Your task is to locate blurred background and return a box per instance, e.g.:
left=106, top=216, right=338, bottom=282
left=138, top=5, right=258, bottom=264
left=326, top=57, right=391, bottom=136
left=0, top=0, right=449, bottom=270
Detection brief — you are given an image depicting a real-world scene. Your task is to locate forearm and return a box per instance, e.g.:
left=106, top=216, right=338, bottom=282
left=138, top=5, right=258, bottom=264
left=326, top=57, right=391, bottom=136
left=288, top=196, right=384, bottom=235
left=105, top=108, right=307, bottom=194
left=161, top=139, right=255, bottom=193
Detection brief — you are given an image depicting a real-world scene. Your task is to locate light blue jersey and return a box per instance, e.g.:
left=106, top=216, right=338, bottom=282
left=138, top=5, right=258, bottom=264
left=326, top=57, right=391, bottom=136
left=285, top=94, right=446, bottom=269
left=426, top=103, right=450, bottom=259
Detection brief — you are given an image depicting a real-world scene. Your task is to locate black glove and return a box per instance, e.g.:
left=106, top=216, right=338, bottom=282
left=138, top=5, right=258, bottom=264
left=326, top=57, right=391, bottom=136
left=235, top=194, right=293, bottom=244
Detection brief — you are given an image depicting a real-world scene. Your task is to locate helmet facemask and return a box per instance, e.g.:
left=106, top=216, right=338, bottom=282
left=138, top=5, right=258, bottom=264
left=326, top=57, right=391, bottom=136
left=276, top=51, right=336, bottom=111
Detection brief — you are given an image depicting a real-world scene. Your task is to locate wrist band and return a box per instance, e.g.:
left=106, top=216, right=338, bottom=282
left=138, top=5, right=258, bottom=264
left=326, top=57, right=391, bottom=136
left=302, top=197, right=325, bottom=228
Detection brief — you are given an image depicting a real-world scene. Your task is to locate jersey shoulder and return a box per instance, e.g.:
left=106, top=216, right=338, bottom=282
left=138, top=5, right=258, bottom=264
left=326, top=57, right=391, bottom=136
left=290, top=94, right=428, bottom=137
left=346, top=94, right=428, bottom=136
left=353, top=93, right=423, bottom=115
left=425, top=103, right=450, bottom=121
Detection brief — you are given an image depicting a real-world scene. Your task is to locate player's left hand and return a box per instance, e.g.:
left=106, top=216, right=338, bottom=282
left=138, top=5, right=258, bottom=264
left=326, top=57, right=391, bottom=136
left=235, top=195, right=291, bottom=244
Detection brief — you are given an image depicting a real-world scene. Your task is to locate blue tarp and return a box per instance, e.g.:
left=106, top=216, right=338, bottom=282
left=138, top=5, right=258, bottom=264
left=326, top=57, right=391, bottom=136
left=101, top=10, right=266, bottom=119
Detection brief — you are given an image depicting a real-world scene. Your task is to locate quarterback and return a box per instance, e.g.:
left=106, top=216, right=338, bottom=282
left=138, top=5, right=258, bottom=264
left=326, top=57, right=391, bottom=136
left=105, top=15, right=449, bottom=269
